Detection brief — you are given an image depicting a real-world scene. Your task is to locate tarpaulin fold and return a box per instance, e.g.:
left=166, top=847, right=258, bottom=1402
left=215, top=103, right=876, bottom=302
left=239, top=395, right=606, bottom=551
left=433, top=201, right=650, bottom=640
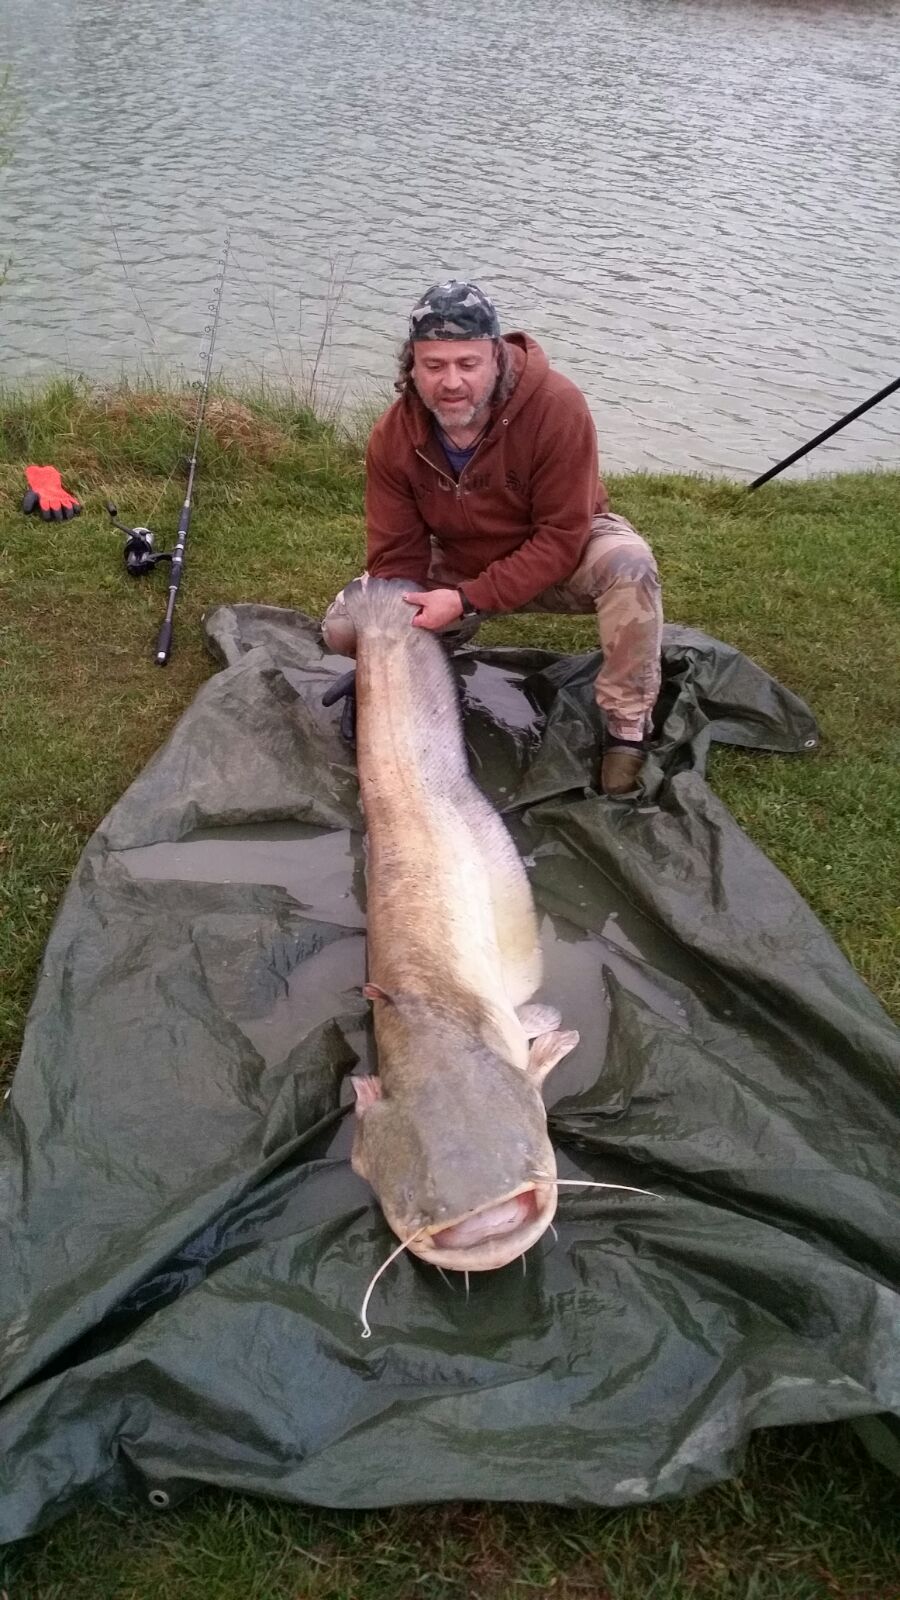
left=1, top=605, right=897, bottom=1543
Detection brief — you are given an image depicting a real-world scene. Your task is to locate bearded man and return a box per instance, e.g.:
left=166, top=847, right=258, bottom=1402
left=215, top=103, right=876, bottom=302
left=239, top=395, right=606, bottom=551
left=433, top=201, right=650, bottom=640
left=321, top=280, right=663, bottom=795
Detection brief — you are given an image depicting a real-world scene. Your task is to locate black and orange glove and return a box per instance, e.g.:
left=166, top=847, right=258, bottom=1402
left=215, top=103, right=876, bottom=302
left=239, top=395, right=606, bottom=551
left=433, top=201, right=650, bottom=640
left=22, top=465, right=82, bottom=521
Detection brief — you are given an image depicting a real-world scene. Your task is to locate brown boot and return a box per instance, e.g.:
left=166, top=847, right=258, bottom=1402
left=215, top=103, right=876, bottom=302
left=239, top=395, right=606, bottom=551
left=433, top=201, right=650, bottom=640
left=600, top=745, right=645, bottom=796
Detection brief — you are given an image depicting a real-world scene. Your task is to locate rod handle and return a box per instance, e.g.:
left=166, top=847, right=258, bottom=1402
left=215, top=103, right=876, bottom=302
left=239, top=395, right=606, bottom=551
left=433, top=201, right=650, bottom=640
left=155, top=616, right=174, bottom=666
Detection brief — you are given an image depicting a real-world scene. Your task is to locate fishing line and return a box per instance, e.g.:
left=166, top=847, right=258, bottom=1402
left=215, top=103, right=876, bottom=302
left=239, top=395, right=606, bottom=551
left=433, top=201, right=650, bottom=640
left=106, top=229, right=232, bottom=662
left=101, top=196, right=158, bottom=350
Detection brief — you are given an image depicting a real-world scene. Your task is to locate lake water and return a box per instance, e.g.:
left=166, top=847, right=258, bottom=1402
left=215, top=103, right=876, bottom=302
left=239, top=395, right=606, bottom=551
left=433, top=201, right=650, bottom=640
left=1, top=0, right=899, bottom=478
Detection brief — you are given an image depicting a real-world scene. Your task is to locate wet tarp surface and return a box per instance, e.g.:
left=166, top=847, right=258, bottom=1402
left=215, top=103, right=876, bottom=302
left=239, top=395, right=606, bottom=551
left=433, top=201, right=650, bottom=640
left=1, top=606, right=898, bottom=1543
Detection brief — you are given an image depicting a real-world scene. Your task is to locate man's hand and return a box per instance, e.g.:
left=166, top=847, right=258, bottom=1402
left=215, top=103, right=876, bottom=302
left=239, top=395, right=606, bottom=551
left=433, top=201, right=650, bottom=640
left=403, top=587, right=464, bottom=631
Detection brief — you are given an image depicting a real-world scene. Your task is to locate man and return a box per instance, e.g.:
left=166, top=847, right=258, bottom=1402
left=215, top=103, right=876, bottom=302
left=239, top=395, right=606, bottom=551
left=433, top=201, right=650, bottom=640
left=322, top=280, right=663, bottom=795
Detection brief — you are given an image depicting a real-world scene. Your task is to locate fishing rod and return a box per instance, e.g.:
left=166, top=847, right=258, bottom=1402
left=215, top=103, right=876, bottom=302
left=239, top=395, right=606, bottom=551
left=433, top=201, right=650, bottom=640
left=106, top=229, right=231, bottom=662
left=748, top=374, right=900, bottom=491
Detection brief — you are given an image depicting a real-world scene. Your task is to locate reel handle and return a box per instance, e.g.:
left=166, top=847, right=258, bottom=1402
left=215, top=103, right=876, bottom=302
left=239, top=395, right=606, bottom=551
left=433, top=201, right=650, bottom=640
left=106, top=501, right=140, bottom=538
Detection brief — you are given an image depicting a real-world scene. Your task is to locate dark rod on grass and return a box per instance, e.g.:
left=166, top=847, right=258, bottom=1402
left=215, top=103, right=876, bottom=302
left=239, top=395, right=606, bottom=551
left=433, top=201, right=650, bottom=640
left=747, top=375, right=900, bottom=492
left=155, top=229, right=231, bottom=665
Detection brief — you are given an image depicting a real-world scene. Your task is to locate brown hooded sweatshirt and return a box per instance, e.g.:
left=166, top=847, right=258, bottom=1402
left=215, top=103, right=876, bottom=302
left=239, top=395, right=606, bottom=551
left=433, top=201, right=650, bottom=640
left=365, top=332, right=610, bottom=613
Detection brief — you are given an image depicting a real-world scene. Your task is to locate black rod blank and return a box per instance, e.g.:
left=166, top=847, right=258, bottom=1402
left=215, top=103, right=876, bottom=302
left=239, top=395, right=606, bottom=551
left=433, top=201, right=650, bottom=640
left=748, top=375, right=900, bottom=491
left=154, top=230, right=231, bottom=664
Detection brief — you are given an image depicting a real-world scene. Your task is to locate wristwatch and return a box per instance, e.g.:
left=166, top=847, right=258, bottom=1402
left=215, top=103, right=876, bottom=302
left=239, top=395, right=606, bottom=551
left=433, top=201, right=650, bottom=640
left=457, top=588, right=478, bottom=618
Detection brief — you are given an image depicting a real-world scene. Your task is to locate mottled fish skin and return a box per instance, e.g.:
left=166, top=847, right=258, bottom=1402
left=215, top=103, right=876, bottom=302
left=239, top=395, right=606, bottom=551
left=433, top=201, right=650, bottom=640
left=341, top=577, right=578, bottom=1271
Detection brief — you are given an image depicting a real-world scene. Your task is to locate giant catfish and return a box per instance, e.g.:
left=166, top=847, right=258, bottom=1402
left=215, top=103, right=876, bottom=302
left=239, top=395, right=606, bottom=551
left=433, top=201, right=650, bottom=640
left=336, top=576, right=579, bottom=1275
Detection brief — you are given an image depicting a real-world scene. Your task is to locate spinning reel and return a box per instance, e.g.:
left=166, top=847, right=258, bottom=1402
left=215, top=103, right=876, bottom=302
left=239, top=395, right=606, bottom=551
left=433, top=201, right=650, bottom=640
left=106, top=502, right=172, bottom=578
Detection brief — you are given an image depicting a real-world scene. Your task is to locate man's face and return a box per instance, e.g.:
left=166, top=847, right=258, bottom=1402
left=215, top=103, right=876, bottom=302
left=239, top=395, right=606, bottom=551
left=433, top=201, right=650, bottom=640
left=412, top=339, right=499, bottom=432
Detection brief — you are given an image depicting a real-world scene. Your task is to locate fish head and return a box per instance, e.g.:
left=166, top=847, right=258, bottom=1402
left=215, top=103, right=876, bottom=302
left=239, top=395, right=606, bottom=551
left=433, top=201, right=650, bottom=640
left=352, top=1001, right=577, bottom=1271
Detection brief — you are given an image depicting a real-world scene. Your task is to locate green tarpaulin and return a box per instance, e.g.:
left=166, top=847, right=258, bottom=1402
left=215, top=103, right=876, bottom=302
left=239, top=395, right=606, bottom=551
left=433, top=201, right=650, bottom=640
left=1, top=607, right=898, bottom=1543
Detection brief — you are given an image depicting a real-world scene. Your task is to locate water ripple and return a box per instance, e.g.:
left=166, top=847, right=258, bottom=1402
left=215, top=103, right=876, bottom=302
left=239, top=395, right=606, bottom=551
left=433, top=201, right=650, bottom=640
left=0, top=0, right=898, bottom=476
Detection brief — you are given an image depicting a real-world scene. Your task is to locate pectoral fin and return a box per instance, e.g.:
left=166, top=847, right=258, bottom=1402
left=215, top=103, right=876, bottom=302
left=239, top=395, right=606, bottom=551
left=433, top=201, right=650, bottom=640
left=363, top=982, right=392, bottom=1003
left=527, top=1029, right=580, bottom=1084
left=351, top=1074, right=383, bottom=1113
left=516, top=1003, right=562, bottom=1039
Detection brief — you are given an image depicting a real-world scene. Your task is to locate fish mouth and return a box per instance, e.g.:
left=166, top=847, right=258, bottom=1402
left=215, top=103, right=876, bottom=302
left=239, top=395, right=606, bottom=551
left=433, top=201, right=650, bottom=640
left=406, top=1183, right=557, bottom=1272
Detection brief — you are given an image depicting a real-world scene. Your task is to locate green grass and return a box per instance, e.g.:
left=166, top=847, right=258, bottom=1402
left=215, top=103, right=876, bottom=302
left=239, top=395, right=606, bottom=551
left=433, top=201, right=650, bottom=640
left=1, top=379, right=899, bottom=1598
left=2, top=1429, right=898, bottom=1599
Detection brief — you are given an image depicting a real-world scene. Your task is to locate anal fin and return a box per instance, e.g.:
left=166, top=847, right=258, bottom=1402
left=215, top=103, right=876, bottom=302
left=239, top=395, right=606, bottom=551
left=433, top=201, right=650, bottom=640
left=451, top=783, right=542, bottom=1007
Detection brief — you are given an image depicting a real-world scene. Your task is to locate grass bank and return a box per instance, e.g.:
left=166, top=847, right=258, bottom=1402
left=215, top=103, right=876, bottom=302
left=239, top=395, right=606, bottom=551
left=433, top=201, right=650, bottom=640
left=1, top=379, right=898, bottom=1598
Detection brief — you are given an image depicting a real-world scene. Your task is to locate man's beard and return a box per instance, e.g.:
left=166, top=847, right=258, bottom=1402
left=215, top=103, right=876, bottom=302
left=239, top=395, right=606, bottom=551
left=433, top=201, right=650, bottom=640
left=429, top=392, right=492, bottom=433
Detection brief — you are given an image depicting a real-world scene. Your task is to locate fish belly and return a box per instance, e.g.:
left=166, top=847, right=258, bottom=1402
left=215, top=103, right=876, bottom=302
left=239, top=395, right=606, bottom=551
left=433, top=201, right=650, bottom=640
left=351, top=595, right=537, bottom=1056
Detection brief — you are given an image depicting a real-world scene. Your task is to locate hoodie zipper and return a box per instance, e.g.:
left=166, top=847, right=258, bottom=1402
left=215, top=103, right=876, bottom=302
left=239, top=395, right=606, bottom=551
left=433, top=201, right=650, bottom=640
left=415, top=447, right=459, bottom=498
left=415, top=422, right=503, bottom=510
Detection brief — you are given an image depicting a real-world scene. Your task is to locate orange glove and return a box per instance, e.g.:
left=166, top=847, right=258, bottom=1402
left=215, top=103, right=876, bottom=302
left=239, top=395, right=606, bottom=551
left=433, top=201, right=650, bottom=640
left=22, top=465, right=82, bottom=521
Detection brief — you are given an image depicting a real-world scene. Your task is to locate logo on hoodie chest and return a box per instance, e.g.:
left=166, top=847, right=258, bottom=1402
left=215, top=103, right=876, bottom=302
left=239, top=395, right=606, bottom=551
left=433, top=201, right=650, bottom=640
left=465, top=470, right=492, bottom=492
left=414, top=470, right=493, bottom=497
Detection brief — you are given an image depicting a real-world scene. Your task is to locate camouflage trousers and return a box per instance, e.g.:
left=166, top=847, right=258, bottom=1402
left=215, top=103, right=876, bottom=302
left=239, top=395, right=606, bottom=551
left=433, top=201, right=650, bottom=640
left=322, top=512, right=663, bottom=743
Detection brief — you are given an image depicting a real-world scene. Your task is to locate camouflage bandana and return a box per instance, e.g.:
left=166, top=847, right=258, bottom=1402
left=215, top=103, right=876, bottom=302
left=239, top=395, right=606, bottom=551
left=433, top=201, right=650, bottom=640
left=408, top=279, right=501, bottom=341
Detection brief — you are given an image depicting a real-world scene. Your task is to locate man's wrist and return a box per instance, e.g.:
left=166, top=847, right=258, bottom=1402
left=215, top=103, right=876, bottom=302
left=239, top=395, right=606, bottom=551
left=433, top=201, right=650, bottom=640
left=456, top=587, right=477, bottom=618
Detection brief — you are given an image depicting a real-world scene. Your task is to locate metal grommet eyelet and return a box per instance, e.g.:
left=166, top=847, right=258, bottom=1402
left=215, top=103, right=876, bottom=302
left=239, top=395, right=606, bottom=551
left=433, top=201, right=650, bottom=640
left=804, top=737, right=817, bottom=749
left=148, top=1488, right=171, bottom=1510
